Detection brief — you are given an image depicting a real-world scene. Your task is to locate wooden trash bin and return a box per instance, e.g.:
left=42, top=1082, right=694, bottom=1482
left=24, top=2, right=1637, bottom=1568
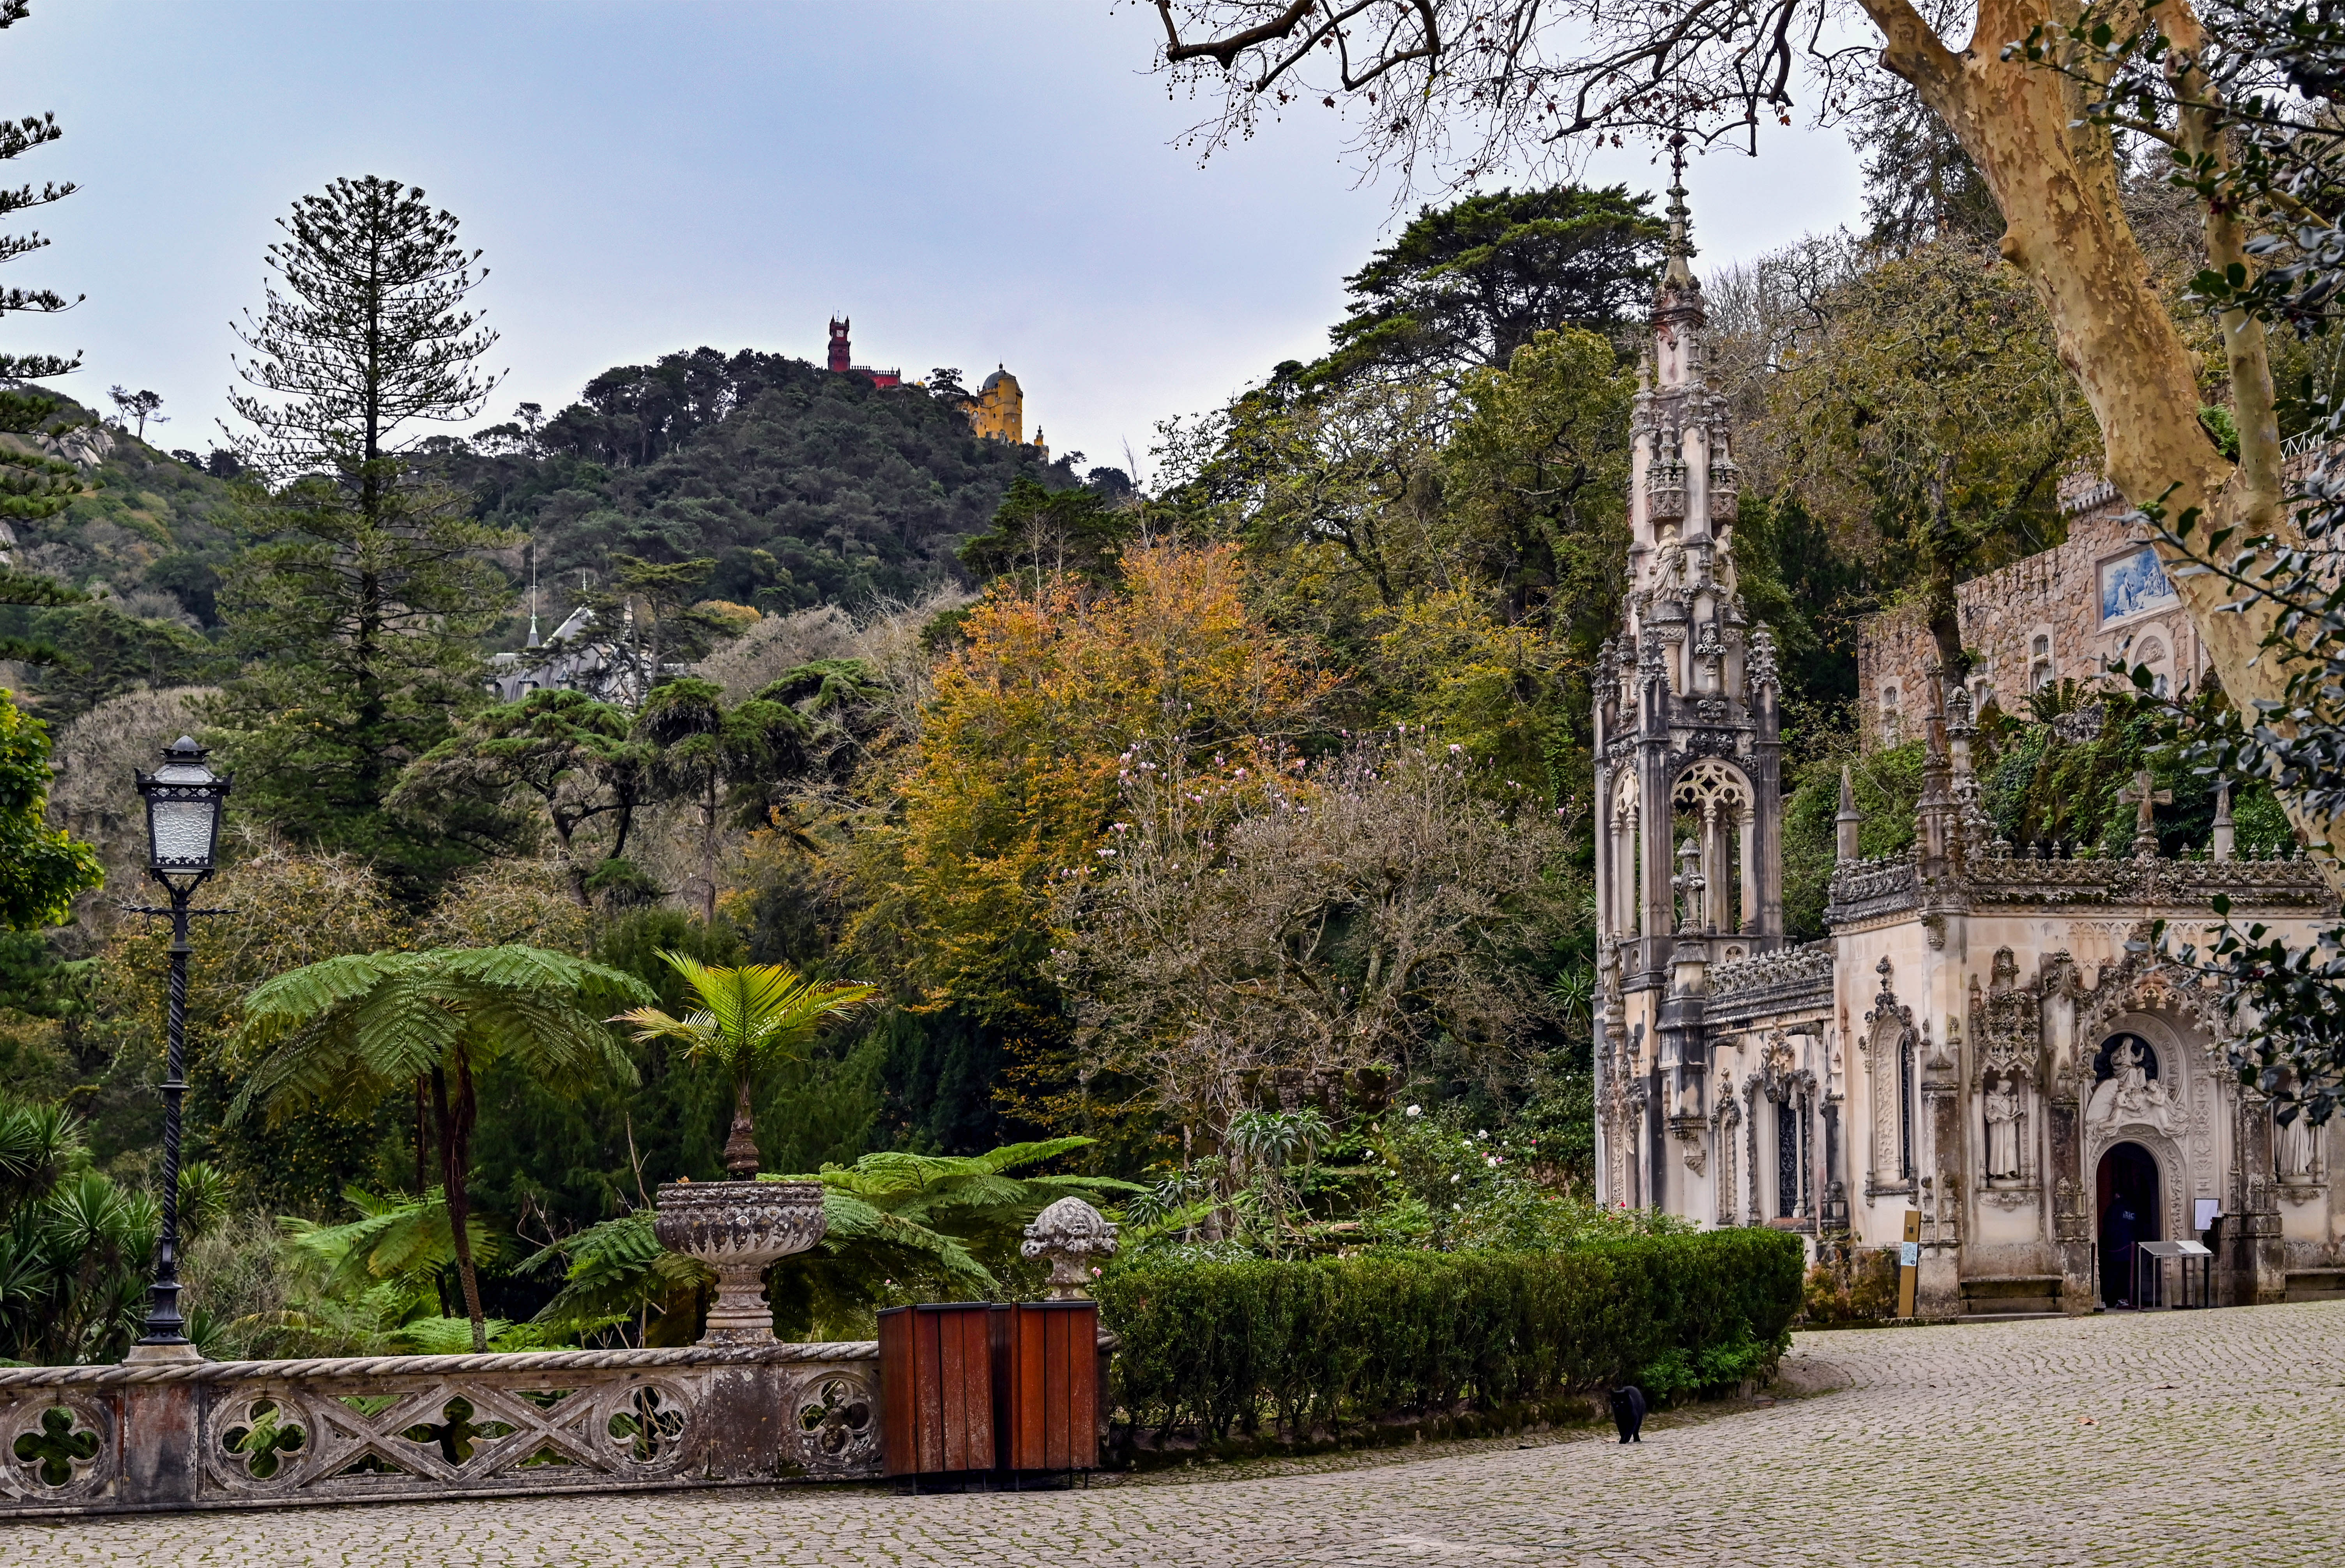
left=878, top=1302, right=1004, bottom=1477
left=1003, top=1299, right=1099, bottom=1474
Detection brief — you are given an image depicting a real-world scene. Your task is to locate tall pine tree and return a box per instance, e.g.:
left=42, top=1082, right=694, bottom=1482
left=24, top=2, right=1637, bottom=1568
left=209, top=177, right=515, bottom=898
left=0, top=0, right=92, bottom=668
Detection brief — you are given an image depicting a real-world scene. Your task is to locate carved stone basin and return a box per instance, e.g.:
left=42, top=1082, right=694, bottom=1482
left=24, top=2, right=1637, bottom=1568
left=651, top=1180, right=826, bottom=1345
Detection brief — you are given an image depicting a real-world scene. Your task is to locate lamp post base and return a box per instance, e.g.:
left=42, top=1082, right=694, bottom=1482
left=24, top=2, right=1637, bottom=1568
left=123, top=1341, right=203, bottom=1364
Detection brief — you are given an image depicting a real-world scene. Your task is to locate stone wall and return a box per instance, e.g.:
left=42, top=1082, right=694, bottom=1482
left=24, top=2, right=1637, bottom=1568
left=1856, top=478, right=2205, bottom=746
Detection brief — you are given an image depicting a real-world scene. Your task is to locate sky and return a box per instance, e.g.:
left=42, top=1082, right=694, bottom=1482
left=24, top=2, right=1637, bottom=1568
left=6, top=2, right=1868, bottom=483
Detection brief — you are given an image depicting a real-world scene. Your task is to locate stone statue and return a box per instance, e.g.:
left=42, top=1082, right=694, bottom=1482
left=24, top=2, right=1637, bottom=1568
left=1984, top=1076, right=2024, bottom=1183
left=1021, top=1196, right=1120, bottom=1299
left=2278, top=1110, right=2320, bottom=1185
left=2109, top=1040, right=2156, bottom=1115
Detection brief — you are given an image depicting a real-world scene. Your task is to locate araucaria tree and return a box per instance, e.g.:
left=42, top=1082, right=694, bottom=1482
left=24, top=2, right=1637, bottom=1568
left=209, top=177, right=515, bottom=894
left=0, top=0, right=93, bottom=667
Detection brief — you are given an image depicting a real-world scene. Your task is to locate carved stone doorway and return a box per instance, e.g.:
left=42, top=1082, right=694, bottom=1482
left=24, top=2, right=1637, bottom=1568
left=2096, top=1141, right=2161, bottom=1307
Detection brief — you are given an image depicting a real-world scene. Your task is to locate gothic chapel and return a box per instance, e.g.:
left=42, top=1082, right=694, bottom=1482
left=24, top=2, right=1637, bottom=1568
left=1589, top=175, right=2345, bottom=1314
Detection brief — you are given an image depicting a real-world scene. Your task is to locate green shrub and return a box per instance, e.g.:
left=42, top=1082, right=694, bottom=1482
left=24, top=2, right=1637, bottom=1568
left=1097, top=1227, right=1804, bottom=1439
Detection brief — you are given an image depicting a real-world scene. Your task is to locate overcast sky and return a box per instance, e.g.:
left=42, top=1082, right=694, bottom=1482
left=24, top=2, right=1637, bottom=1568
left=8, top=2, right=1866, bottom=482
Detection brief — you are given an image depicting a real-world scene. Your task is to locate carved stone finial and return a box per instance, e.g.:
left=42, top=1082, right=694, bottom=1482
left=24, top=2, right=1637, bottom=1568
left=1021, top=1197, right=1120, bottom=1300
left=1835, top=765, right=1862, bottom=863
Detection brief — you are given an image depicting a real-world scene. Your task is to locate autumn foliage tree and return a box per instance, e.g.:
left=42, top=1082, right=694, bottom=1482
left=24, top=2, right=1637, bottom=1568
left=851, top=543, right=1332, bottom=1144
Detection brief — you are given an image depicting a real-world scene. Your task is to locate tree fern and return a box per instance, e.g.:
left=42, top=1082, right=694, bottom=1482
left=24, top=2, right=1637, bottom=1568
left=234, top=944, right=653, bottom=1351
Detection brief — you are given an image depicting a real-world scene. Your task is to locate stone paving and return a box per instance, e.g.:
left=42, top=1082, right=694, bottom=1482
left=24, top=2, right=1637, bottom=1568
left=11, top=1301, right=2344, bottom=1566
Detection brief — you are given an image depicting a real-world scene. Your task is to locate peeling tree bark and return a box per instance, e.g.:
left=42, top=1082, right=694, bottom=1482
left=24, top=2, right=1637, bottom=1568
left=1856, top=0, right=2339, bottom=885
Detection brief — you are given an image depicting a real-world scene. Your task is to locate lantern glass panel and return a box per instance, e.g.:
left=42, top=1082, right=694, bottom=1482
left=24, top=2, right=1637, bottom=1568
left=148, top=798, right=216, bottom=868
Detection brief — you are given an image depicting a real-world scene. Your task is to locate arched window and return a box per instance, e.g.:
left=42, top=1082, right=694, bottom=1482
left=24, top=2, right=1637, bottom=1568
left=2137, top=637, right=2170, bottom=697
left=1898, top=1032, right=1917, bottom=1181
left=1881, top=684, right=1900, bottom=743
left=1671, top=760, right=1756, bottom=934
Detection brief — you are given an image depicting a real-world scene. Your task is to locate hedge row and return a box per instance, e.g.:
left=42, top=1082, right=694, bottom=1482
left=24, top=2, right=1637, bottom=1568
left=1096, top=1229, right=1806, bottom=1439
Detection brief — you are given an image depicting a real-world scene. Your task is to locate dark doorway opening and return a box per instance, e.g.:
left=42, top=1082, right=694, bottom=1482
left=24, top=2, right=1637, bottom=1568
left=2096, top=1141, right=2161, bottom=1307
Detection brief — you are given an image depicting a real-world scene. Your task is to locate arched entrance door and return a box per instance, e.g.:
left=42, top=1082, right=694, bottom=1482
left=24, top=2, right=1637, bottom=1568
left=2096, top=1142, right=2161, bottom=1307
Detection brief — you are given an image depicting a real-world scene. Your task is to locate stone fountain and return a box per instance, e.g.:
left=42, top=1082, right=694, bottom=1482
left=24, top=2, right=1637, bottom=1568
left=652, top=1179, right=827, bottom=1345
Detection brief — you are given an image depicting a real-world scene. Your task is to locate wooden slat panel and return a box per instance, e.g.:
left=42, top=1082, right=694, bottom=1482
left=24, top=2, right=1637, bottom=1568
left=1019, top=1305, right=1047, bottom=1468
left=916, top=1308, right=945, bottom=1471
left=1066, top=1302, right=1097, bottom=1469
left=879, top=1308, right=915, bottom=1476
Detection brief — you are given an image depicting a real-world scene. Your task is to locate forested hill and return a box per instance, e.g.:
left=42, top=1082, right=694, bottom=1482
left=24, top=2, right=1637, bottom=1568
left=439, top=348, right=1084, bottom=615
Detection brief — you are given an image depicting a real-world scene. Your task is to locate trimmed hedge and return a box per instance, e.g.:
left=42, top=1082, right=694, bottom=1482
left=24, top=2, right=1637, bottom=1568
left=1097, top=1229, right=1805, bottom=1439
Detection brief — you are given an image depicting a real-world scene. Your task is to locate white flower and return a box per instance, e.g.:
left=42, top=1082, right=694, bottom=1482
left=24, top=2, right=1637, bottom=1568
left=1450, top=1174, right=1461, bottom=1184
left=1448, top=743, right=1464, bottom=754
left=1485, top=1155, right=1498, bottom=1167
left=1405, top=1105, right=1422, bottom=1117
left=1452, top=1202, right=1462, bottom=1211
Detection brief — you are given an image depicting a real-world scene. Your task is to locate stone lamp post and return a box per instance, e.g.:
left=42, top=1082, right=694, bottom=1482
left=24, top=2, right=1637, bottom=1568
left=652, top=1179, right=827, bottom=1345
left=1020, top=1197, right=1119, bottom=1299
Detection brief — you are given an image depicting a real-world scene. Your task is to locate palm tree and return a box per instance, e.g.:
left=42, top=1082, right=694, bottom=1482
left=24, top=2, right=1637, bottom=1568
left=235, top=944, right=654, bottom=1352
left=610, top=954, right=876, bottom=1178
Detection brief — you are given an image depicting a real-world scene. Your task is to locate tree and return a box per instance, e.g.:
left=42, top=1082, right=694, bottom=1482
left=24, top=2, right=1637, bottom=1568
left=1137, top=0, right=2333, bottom=873
left=1764, top=239, right=2096, bottom=675
left=390, top=688, right=651, bottom=905
left=632, top=677, right=810, bottom=925
left=0, top=0, right=80, bottom=386
left=1308, top=186, right=1663, bottom=387
left=0, top=3, right=90, bottom=670
left=106, top=386, right=164, bottom=440
left=0, top=1097, right=159, bottom=1365
left=233, top=944, right=653, bottom=1351
left=2128, top=2, right=2345, bottom=1125
left=848, top=544, right=1333, bottom=1147
left=1054, top=737, right=1581, bottom=1139
left=0, top=693, right=100, bottom=928
left=957, top=476, right=1135, bottom=594
left=1851, top=91, right=2003, bottom=251
left=611, top=954, right=876, bottom=1177
left=209, top=177, right=515, bottom=896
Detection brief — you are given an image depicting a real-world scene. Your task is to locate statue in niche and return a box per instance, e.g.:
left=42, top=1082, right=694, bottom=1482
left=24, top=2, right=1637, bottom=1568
left=2278, top=1110, right=2320, bottom=1185
left=2109, top=1040, right=2155, bottom=1114
left=1984, top=1076, right=2024, bottom=1184
left=2087, top=1035, right=2181, bottom=1134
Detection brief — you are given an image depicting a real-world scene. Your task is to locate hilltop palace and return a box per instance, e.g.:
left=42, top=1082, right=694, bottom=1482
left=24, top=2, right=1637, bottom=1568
left=1589, top=178, right=2345, bottom=1315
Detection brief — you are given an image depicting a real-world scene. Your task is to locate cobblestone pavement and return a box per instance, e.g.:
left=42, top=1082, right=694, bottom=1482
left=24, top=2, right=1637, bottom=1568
left=12, top=1302, right=2343, bottom=1567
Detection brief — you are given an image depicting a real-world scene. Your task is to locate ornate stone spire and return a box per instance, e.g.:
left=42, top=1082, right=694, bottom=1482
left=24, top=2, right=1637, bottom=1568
left=1661, top=131, right=1697, bottom=292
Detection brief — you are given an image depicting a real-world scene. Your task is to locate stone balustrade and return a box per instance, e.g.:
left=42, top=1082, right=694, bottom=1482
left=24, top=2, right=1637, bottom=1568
left=0, top=1340, right=881, bottom=1519
left=1707, top=940, right=1834, bottom=1025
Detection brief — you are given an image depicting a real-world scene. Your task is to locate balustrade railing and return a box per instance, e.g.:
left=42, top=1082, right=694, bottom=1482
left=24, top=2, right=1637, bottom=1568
left=0, top=1340, right=880, bottom=1518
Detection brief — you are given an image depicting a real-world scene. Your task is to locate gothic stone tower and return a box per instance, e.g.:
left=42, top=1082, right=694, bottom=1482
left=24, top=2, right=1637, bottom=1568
left=1592, top=157, right=1783, bottom=1215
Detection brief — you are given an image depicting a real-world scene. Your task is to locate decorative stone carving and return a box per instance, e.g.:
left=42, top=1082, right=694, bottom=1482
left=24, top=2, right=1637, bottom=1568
left=1971, top=947, right=2043, bottom=1089
left=1864, top=957, right=1917, bottom=1199
left=1021, top=1196, right=1120, bottom=1300
left=653, top=1180, right=826, bottom=1345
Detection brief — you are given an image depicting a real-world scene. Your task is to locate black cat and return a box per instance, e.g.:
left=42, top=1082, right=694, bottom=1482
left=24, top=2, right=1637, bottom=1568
left=1608, top=1385, right=1647, bottom=1444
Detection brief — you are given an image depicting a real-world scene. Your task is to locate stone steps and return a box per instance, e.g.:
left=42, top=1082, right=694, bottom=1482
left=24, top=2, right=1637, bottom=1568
left=2285, top=1269, right=2345, bottom=1303
left=1960, top=1274, right=2065, bottom=1317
